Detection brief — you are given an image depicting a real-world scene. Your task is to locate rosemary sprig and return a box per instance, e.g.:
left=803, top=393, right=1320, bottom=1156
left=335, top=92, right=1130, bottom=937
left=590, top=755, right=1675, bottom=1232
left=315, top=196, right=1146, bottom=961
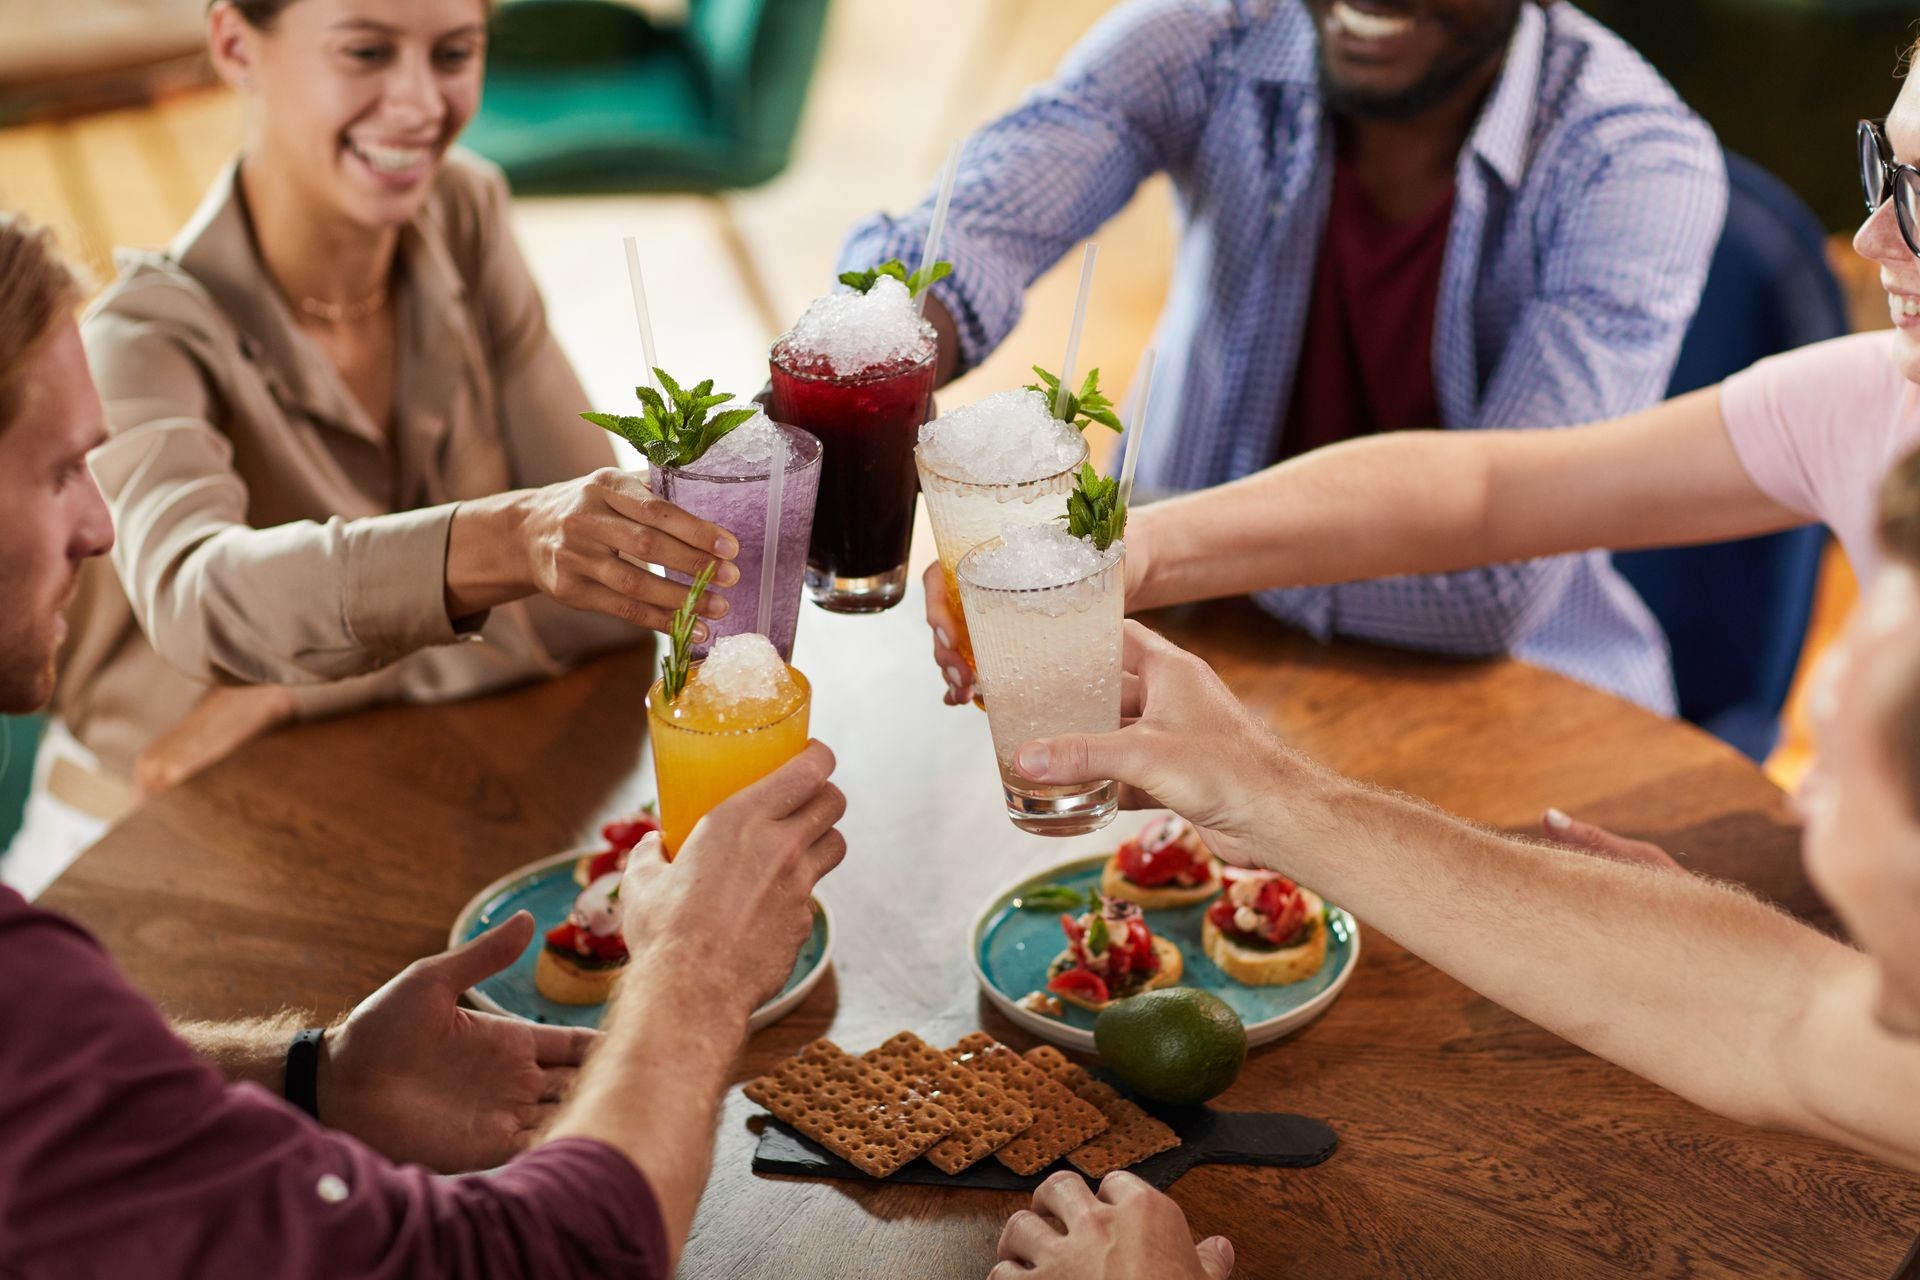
left=581, top=368, right=757, bottom=469
left=1025, top=366, right=1123, bottom=433
left=1064, top=461, right=1126, bottom=553
left=661, top=560, right=718, bottom=702
left=838, top=257, right=953, bottom=298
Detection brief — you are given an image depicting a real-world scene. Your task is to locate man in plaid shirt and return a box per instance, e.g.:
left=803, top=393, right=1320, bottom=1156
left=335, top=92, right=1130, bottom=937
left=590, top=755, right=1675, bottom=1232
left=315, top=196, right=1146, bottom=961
left=854, top=0, right=1726, bottom=713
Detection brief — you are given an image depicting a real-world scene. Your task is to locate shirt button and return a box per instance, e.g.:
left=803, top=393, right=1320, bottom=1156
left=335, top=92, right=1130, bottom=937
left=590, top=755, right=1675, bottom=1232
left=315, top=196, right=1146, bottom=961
left=316, top=1174, right=350, bottom=1203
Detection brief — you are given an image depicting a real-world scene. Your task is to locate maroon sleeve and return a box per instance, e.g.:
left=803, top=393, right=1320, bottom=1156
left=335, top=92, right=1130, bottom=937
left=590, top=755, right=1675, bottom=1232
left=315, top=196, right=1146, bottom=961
left=0, top=889, right=669, bottom=1279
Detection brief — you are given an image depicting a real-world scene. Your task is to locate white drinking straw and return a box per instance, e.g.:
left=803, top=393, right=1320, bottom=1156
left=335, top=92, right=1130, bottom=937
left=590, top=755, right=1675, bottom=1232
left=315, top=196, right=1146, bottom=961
left=1117, top=348, right=1156, bottom=514
left=622, top=236, right=659, bottom=390
left=914, top=140, right=963, bottom=320
left=1054, top=242, right=1099, bottom=419
left=756, top=433, right=787, bottom=639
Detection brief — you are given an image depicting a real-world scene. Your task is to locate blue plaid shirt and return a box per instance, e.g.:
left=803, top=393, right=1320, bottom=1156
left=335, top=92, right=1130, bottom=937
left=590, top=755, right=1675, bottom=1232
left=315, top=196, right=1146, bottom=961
left=842, top=0, right=1727, bottom=713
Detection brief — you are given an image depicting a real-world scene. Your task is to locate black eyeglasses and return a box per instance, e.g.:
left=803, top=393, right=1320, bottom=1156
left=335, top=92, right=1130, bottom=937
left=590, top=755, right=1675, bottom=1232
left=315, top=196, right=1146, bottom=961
left=1859, top=118, right=1920, bottom=257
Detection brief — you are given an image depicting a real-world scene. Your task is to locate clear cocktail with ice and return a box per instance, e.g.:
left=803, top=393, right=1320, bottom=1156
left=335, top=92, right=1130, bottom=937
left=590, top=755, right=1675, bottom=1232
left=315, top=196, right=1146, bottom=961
left=915, top=388, right=1088, bottom=678
left=769, top=275, right=937, bottom=614
left=957, top=524, right=1125, bottom=835
left=647, top=633, right=813, bottom=858
left=651, top=412, right=822, bottom=661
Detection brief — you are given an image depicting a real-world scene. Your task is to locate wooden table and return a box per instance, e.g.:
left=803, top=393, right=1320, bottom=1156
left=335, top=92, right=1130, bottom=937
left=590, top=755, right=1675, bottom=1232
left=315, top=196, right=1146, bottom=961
left=42, top=588, right=1920, bottom=1279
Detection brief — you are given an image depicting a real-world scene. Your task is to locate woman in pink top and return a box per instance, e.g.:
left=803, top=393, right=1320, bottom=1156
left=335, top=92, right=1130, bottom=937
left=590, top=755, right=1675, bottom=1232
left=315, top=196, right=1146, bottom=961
left=928, top=58, right=1920, bottom=734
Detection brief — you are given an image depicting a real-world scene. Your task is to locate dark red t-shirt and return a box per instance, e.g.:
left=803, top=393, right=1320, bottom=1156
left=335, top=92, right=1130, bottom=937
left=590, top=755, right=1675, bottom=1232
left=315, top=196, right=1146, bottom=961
left=1279, top=153, right=1456, bottom=461
left=0, top=886, right=669, bottom=1278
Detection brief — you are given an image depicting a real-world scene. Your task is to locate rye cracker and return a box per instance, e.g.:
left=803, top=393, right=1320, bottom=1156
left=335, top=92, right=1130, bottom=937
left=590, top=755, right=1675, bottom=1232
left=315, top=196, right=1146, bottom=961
left=946, top=1033, right=1108, bottom=1175
left=744, top=1038, right=957, bottom=1178
left=1024, top=1045, right=1181, bottom=1177
left=863, top=1031, right=1034, bottom=1174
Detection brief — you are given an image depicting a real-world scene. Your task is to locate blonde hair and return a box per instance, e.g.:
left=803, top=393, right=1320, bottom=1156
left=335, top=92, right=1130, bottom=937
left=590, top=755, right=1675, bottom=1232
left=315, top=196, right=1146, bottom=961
left=0, top=215, right=85, bottom=434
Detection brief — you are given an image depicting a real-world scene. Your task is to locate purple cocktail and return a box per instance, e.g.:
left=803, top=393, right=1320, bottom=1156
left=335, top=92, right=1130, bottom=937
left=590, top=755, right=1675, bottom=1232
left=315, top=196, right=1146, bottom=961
left=768, top=276, right=937, bottom=613
left=652, top=416, right=822, bottom=660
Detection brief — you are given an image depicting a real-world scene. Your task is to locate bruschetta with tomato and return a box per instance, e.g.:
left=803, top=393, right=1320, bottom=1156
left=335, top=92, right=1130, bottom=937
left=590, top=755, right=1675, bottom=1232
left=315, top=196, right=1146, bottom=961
left=1046, top=892, right=1184, bottom=1013
left=1200, top=871, right=1328, bottom=986
left=1099, top=814, right=1221, bottom=909
left=535, top=871, right=629, bottom=1005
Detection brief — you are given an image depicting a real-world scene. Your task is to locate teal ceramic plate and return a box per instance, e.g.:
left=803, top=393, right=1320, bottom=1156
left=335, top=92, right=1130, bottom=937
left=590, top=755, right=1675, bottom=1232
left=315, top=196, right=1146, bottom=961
left=971, top=853, right=1360, bottom=1052
left=449, top=849, right=833, bottom=1031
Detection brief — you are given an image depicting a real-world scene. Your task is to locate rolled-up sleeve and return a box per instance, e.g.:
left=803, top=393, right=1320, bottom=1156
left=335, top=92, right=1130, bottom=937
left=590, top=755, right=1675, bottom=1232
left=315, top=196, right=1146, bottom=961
left=82, top=313, right=472, bottom=688
left=0, top=890, right=670, bottom=1280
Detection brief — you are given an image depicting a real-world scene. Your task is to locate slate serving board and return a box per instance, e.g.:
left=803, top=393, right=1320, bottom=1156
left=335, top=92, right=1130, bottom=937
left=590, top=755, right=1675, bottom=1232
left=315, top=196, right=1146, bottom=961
left=751, top=1100, right=1337, bottom=1192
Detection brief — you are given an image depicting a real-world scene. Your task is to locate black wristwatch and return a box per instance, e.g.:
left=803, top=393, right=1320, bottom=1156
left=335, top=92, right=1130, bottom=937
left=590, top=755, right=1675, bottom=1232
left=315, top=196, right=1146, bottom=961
left=284, top=1027, right=326, bottom=1119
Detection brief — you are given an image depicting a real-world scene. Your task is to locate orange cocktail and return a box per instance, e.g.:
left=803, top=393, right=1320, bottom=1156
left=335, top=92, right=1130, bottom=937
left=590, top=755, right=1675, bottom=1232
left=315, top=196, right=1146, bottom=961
left=646, top=636, right=812, bottom=858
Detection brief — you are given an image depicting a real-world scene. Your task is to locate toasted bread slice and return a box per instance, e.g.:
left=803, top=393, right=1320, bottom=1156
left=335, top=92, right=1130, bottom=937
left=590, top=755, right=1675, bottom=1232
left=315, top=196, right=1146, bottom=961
left=1200, top=889, right=1328, bottom=986
left=534, top=945, right=624, bottom=1006
left=1047, top=936, right=1185, bottom=1013
left=1100, top=855, right=1221, bottom=910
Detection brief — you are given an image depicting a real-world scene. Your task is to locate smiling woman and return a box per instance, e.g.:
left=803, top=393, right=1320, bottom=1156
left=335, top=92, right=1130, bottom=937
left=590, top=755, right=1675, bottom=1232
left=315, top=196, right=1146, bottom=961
left=32, top=0, right=741, bottom=891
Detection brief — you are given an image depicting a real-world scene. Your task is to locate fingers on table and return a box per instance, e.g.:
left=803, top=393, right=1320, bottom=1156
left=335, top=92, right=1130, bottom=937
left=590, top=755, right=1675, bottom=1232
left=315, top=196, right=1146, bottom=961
left=1034, top=1170, right=1099, bottom=1228
left=996, top=1207, right=1066, bottom=1263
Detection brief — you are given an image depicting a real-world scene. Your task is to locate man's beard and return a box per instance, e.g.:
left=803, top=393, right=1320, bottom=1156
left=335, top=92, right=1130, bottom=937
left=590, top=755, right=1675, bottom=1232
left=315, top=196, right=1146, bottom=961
left=0, top=641, right=55, bottom=717
left=1318, top=5, right=1523, bottom=123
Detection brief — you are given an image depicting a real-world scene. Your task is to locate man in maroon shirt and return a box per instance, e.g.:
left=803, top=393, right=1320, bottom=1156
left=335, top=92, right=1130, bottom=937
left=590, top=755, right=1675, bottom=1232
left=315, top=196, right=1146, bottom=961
left=0, top=216, right=849, bottom=1276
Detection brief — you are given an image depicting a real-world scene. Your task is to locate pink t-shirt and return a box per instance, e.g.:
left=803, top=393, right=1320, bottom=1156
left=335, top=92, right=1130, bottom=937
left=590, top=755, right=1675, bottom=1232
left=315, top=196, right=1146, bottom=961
left=1721, top=330, right=1920, bottom=587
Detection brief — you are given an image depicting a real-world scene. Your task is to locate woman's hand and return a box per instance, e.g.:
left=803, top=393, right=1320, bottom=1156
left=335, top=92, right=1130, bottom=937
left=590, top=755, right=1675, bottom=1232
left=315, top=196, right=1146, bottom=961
left=1010, top=621, right=1328, bottom=871
left=133, top=684, right=297, bottom=798
left=447, top=469, right=740, bottom=635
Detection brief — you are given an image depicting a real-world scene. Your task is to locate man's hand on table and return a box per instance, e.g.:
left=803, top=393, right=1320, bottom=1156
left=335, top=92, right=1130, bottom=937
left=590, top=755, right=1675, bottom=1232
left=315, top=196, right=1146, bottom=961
left=990, top=1171, right=1234, bottom=1279
left=320, top=911, right=596, bottom=1173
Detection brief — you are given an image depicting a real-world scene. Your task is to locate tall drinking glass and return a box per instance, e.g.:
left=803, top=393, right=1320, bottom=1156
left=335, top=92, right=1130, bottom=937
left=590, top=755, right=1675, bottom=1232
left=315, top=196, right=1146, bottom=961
left=646, top=662, right=813, bottom=858
left=916, top=439, right=1087, bottom=679
left=651, top=422, right=822, bottom=661
left=957, top=532, right=1126, bottom=835
left=769, top=339, right=937, bottom=613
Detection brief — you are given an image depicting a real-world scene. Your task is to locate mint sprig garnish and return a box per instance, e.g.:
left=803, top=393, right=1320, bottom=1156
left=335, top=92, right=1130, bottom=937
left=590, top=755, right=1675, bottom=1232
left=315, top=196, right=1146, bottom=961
left=1064, top=461, right=1126, bottom=553
left=661, top=560, right=717, bottom=702
left=581, top=368, right=757, bottom=469
left=1025, top=366, right=1123, bottom=433
left=1016, top=883, right=1084, bottom=912
left=838, top=258, right=952, bottom=298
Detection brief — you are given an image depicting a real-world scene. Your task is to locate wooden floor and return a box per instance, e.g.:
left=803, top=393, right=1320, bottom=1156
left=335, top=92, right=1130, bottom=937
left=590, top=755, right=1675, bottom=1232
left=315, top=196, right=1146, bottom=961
left=0, top=0, right=1857, bottom=788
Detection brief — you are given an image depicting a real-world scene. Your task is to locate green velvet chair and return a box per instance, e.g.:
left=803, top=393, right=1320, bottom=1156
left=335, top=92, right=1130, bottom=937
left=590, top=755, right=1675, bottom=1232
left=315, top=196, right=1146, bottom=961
left=463, top=0, right=830, bottom=193
left=0, top=715, right=43, bottom=854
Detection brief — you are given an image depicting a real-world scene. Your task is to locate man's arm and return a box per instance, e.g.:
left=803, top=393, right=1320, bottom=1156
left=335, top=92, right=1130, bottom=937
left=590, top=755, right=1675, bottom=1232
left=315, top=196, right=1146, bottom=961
left=838, top=0, right=1227, bottom=380
left=172, top=1009, right=306, bottom=1091
left=1267, top=777, right=1920, bottom=1163
left=1014, top=624, right=1920, bottom=1170
left=547, top=744, right=849, bottom=1264
left=1129, top=388, right=1807, bottom=612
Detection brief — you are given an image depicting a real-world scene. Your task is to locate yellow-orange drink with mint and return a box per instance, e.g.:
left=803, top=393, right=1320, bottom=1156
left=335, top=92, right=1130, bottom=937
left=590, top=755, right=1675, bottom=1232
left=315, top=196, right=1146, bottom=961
left=646, top=634, right=812, bottom=858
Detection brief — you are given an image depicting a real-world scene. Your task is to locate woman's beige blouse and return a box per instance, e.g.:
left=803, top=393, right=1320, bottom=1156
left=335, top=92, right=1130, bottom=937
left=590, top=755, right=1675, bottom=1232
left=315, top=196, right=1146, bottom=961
left=57, top=150, right=644, bottom=777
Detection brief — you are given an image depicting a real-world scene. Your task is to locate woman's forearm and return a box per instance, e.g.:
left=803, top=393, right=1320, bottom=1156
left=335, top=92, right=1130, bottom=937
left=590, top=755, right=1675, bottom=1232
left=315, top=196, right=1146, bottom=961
left=1129, top=428, right=1496, bottom=610
left=445, top=491, right=538, bottom=618
left=1128, top=387, right=1796, bottom=612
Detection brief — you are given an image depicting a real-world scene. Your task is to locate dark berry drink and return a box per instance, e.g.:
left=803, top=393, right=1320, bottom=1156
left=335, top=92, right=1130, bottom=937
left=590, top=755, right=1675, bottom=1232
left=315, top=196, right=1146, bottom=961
left=769, top=339, right=937, bottom=613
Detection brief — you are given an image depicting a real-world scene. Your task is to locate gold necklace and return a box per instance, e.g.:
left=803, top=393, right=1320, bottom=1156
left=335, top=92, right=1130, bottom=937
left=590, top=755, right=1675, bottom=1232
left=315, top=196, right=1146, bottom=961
left=296, top=287, right=388, bottom=324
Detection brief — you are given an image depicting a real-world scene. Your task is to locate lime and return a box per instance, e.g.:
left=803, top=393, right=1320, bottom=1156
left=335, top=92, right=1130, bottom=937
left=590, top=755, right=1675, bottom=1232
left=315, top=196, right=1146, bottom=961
left=1093, top=988, right=1247, bottom=1105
